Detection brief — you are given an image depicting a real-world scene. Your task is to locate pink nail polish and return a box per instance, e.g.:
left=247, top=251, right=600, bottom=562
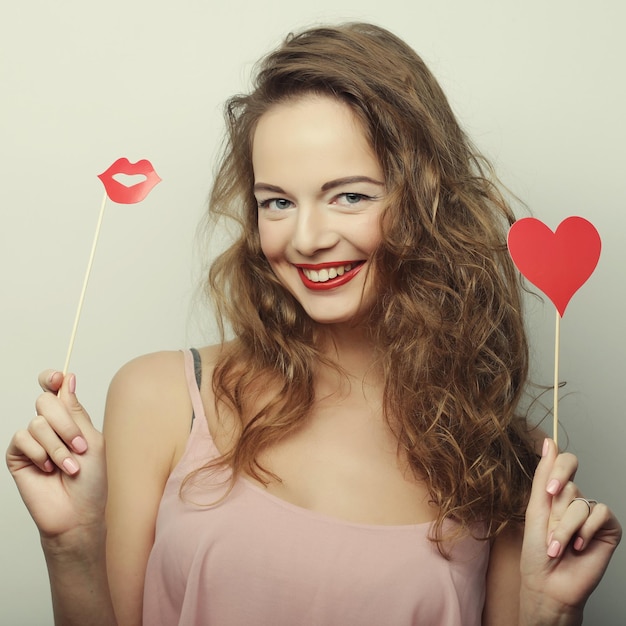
left=69, top=374, right=76, bottom=394
left=62, top=458, right=79, bottom=475
left=547, top=539, right=561, bottom=558
left=574, top=536, right=584, bottom=551
left=71, top=436, right=88, bottom=454
left=43, top=459, right=54, bottom=472
left=542, top=438, right=550, bottom=457
left=546, top=479, right=561, bottom=495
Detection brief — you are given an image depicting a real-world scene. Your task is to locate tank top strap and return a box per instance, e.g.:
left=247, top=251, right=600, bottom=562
left=183, top=348, right=206, bottom=427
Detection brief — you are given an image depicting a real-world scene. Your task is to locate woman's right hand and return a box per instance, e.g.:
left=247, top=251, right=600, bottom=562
left=6, top=371, right=107, bottom=545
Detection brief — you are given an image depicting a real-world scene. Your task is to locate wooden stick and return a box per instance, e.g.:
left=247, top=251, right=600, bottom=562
left=63, top=190, right=108, bottom=375
left=553, top=309, right=561, bottom=448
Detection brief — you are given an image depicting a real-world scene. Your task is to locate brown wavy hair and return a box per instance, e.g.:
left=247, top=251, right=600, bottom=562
left=198, top=22, right=539, bottom=547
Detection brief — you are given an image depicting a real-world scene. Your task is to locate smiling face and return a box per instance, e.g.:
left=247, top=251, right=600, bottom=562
left=253, top=95, right=386, bottom=327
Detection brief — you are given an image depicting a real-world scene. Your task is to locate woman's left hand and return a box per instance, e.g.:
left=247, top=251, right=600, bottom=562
left=520, top=438, right=622, bottom=625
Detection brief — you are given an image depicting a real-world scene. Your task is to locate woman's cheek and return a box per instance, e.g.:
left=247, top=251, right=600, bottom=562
left=258, top=220, right=287, bottom=262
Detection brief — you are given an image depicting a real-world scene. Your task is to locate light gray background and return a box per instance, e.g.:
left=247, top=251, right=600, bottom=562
left=1, top=1, right=624, bottom=623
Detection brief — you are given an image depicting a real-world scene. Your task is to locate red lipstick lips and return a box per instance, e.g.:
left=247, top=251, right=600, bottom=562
left=297, top=261, right=365, bottom=291
left=97, top=157, right=161, bottom=204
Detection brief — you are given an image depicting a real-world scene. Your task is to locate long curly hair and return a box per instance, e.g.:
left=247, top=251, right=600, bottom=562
left=197, top=22, right=539, bottom=548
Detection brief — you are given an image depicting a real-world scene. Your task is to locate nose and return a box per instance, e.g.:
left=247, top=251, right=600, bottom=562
left=291, top=204, right=339, bottom=256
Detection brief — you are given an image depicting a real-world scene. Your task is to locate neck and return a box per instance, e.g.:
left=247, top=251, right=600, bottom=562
left=316, top=322, right=382, bottom=387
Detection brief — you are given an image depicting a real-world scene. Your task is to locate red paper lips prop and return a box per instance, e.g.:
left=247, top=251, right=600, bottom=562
left=97, top=157, right=161, bottom=204
left=507, top=217, right=601, bottom=316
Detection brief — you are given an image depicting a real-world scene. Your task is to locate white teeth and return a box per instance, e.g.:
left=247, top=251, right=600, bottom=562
left=301, top=263, right=359, bottom=283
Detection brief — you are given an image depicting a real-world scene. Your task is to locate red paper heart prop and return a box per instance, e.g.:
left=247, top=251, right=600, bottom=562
left=507, top=216, right=601, bottom=316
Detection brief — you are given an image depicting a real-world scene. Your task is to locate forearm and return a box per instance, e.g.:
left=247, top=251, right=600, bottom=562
left=42, top=528, right=118, bottom=626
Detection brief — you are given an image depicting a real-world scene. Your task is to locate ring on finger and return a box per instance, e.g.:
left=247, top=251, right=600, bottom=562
left=569, top=497, right=598, bottom=516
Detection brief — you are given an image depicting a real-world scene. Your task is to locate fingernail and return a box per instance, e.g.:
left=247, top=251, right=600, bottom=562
left=547, top=539, right=561, bottom=558
left=542, top=438, right=550, bottom=457
left=69, top=374, right=76, bottom=394
left=71, top=436, right=88, bottom=454
left=546, top=479, right=561, bottom=495
left=47, top=371, right=60, bottom=384
left=62, top=458, right=79, bottom=475
left=43, top=459, right=54, bottom=472
left=574, top=536, right=584, bottom=551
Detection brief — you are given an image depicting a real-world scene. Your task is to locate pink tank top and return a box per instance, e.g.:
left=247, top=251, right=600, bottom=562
left=142, top=350, right=489, bottom=625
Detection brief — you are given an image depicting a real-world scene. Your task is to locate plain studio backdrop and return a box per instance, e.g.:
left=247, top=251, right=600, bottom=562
left=1, top=1, right=624, bottom=623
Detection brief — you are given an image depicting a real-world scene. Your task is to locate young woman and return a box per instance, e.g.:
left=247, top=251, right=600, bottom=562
left=7, top=23, right=621, bottom=626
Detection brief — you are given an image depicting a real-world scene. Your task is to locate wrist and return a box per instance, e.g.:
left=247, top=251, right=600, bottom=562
left=42, top=525, right=117, bottom=626
left=519, top=587, right=583, bottom=626
left=40, top=522, right=107, bottom=564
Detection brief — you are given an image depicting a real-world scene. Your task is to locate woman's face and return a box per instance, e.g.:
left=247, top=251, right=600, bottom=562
left=253, top=95, right=386, bottom=326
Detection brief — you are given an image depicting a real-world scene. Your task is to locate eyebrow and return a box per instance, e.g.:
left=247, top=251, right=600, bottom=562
left=321, top=176, right=384, bottom=192
left=253, top=176, right=384, bottom=195
left=253, top=183, right=286, bottom=194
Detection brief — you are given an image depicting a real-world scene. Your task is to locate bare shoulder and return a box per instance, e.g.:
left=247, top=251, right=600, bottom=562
left=107, top=350, right=189, bottom=408
left=105, top=351, right=190, bottom=462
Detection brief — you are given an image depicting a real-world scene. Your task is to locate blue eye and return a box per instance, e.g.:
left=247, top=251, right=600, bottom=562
left=258, top=198, right=293, bottom=210
left=336, top=193, right=372, bottom=206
